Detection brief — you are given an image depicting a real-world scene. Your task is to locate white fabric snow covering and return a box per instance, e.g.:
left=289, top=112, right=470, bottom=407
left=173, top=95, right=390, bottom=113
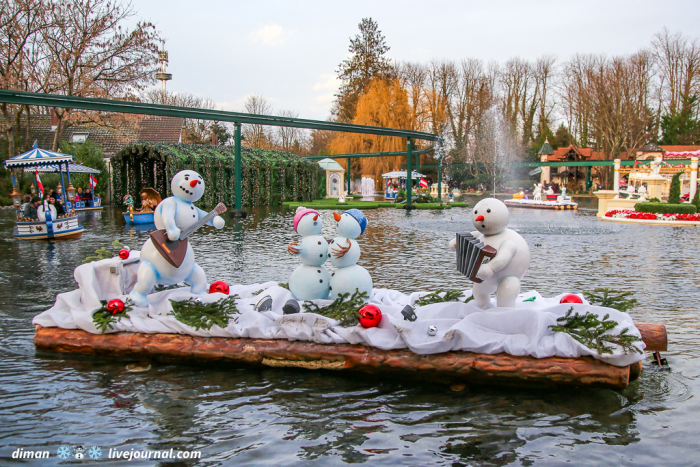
left=33, top=256, right=645, bottom=367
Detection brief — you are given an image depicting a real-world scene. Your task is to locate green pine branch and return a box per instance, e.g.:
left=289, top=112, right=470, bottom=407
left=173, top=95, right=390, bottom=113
left=92, top=298, right=134, bottom=333
left=83, top=240, right=126, bottom=263
left=302, top=290, right=369, bottom=327
left=583, top=288, right=638, bottom=313
left=170, top=295, right=240, bottom=331
left=549, top=307, right=642, bottom=355
left=415, top=289, right=473, bottom=307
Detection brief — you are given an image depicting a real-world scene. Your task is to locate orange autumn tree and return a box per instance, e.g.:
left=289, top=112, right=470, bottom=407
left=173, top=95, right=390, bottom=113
left=330, top=78, right=420, bottom=184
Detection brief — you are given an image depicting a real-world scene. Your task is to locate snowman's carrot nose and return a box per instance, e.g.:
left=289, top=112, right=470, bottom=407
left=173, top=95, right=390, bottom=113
left=189, top=180, right=198, bottom=187
left=313, top=214, right=319, bottom=221
left=475, top=215, right=485, bottom=222
left=333, top=212, right=341, bottom=221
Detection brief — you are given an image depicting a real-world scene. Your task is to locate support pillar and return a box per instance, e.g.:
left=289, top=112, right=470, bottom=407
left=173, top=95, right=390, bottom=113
left=690, top=157, right=698, bottom=202
left=406, top=138, right=414, bottom=209
left=586, top=166, right=592, bottom=191
left=232, top=123, right=246, bottom=218
left=346, top=157, right=351, bottom=195
left=613, top=159, right=621, bottom=198
left=437, top=152, right=443, bottom=203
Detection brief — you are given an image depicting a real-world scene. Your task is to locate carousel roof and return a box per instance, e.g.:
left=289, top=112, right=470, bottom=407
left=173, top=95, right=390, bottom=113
left=382, top=170, right=426, bottom=179
left=3, top=144, right=73, bottom=168
left=35, top=162, right=101, bottom=174
left=317, top=158, right=344, bottom=171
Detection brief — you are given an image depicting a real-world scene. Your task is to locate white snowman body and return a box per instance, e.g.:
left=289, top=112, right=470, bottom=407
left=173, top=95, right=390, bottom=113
left=328, top=210, right=373, bottom=299
left=328, top=237, right=361, bottom=268
left=288, top=209, right=330, bottom=300
left=128, top=170, right=224, bottom=307
left=450, top=198, right=530, bottom=309
left=299, top=235, right=329, bottom=266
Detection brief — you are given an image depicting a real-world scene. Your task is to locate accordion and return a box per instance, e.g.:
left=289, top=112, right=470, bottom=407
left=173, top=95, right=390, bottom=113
left=455, top=232, right=497, bottom=283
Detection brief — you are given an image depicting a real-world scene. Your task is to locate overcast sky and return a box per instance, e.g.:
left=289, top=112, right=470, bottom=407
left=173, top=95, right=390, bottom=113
left=133, top=0, right=700, bottom=121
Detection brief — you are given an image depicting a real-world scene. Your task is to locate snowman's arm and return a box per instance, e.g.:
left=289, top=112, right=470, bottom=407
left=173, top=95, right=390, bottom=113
left=159, top=199, right=180, bottom=240
left=195, top=207, right=225, bottom=229
left=486, top=240, right=517, bottom=273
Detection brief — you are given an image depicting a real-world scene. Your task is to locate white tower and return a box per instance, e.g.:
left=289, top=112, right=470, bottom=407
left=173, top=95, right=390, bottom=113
left=155, top=42, right=172, bottom=95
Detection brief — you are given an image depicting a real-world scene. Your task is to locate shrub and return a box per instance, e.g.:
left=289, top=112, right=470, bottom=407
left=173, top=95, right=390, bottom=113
left=692, top=187, right=700, bottom=211
left=449, top=202, right=470, bottom=207
left=647, top=197, right=661, bottom=203
left=668, top=173, right=681, bottom=204
left=635, top=202, right=696, bottom=214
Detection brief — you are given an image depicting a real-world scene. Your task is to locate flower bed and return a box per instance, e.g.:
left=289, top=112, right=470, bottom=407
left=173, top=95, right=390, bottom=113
left=605, top=210, right=700, bottom=222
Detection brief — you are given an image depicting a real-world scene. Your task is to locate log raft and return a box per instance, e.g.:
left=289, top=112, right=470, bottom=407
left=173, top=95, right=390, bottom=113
left=34, top=323, right=667, bottom=390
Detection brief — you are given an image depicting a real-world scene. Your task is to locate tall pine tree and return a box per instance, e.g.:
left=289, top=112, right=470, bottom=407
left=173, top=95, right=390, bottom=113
left=333, top=18, right=393, bottom=123
left=668, top=172, right=681, bottom=204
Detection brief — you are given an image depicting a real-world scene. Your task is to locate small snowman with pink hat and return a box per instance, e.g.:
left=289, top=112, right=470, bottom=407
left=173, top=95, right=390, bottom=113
left=287, top=207, right=330, bottom=300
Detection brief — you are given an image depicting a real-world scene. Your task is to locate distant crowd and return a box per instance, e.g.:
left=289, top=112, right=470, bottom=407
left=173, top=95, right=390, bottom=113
left=19, top=186, right=95, bottom=219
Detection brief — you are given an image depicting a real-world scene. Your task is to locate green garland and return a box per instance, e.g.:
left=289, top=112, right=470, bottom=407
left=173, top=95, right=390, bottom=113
left=549, top=307, right=643, bottom=355
left=83, top=240, right=126, bottom=263
left=169, top=295, right=240, bottom=330
left=93, top=299, right=134, bottom=333
left=584, top=288, right=638, bottom=313
left=415, top=289, right=474, bottom=307
left=301, top=290, right=369, bottom=326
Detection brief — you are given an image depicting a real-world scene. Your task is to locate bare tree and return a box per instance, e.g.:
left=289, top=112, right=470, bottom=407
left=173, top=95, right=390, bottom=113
left=43, top=0, right=160, bottom=149
left=652, top=28, right=700, bottom=117
left=243, top=94, right=273, bottom=149
left=275, top=109, right=308, bottom=153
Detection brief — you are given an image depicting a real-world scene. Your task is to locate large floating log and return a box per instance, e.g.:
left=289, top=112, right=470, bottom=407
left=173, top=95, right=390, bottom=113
left=34, top=326, right=639, bottom=390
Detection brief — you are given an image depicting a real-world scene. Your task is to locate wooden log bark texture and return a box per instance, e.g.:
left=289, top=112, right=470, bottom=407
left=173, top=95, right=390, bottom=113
left=636, top=323, right=667, bottom=351
left=34, top=326, right=636, bottom=390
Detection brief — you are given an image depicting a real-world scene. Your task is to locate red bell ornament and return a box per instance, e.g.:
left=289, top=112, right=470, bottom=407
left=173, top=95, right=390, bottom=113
left=107, top=298, right=125, bottom=315
left=209, top=280, right=230, bottom=295
left=358, top=304, right=382, bottom=328
left=118, top=249, right=130, bottom=260
left=560, top=294, right=583, bottom=304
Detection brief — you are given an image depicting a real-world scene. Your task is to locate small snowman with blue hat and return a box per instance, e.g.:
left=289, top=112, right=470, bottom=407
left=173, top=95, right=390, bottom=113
left=328, top=209, right=373, bottom=299
left=288, top=207, right=330, bottom=300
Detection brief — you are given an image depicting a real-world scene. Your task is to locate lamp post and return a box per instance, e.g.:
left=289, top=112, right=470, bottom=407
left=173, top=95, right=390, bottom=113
left=10, top=169, right=21, bottom=207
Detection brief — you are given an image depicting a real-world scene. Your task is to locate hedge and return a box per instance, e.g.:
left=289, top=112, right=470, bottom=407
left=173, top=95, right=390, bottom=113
left=635, top=203, right=697, bottom=214
left=396, top=203, right=451, bottom=210
left=449, top=202, right=470, bottom=207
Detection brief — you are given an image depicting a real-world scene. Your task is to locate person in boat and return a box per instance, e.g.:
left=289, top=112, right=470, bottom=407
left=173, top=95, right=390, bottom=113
left=49, top=196, right=65, bottom=216
left=77, top=187, right=83, bottom=200
left=19, top=194, right=31, bottom=213
left=22, top=197, right=41, bottom=219
left=55, top=186, right=63, bottom=202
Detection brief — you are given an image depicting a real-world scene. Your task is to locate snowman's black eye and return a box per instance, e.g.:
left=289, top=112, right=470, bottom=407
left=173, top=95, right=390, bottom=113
left=474, top=210, right=477, bottom=214
left=313, top=221, right=318, bottom=226
left=487, top=209, right=491, bottom=213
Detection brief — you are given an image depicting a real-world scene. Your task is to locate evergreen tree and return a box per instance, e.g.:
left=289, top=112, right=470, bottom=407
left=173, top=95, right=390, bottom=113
left=659, top=95, right=700, bottom=145
left=334, top=18, right=393, bottom=122
left=59, top=141, right=108, bottom=196
left=692, top=185, right=700, bottom=211
left=668, top=172, right=681, bottom=204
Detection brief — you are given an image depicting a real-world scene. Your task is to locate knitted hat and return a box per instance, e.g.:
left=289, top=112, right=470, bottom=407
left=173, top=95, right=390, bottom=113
left=293, top=206, right=320, bottom=233
left=344, top=208, right=367, bottom=235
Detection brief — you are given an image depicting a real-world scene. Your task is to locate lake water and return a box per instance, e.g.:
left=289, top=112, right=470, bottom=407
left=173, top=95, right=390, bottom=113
left=0, top=197, right=698, bottom=466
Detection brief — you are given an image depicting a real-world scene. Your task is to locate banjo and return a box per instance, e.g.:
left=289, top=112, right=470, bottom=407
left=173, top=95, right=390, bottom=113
left=150, top=202, right=227, bottom=268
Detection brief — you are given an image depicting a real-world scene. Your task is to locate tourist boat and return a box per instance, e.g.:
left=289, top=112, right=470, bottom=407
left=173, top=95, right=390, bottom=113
left=3, top=144, right=94, bottom=241
left=123, top=210, right=155, bottom=224
left=122, top=188, right=161, bottom=224
left=382, top=170, right=426, bottom=200
left=504, top=191, right=579, bottom=210
left=14, top=214, right=83, bottom=240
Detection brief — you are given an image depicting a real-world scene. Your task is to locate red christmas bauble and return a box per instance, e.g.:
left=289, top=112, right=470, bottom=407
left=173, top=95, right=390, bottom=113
left=358, top=304, right=382, bottom=328
left=118, top=249, right=130, bottom=260
left=560, top=294, right=583, bottom=304
left=107, top=298, right=125, bottom=315
left=209, top=280, right=230, bottom=295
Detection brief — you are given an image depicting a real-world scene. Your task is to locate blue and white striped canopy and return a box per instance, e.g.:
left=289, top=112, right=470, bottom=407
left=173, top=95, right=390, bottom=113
left=3, top=147, right=73, bottom=169
left=35, top=162, right=101, bottom=174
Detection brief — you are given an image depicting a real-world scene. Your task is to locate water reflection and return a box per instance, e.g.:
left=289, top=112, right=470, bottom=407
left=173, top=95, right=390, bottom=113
left=0, top=199, right=698, bottom=465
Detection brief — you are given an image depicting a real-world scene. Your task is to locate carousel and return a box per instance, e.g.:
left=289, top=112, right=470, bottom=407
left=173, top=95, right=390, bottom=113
left=4, top=144, right=87, bottom=240
left=382, top=170, right=426, bottom=200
